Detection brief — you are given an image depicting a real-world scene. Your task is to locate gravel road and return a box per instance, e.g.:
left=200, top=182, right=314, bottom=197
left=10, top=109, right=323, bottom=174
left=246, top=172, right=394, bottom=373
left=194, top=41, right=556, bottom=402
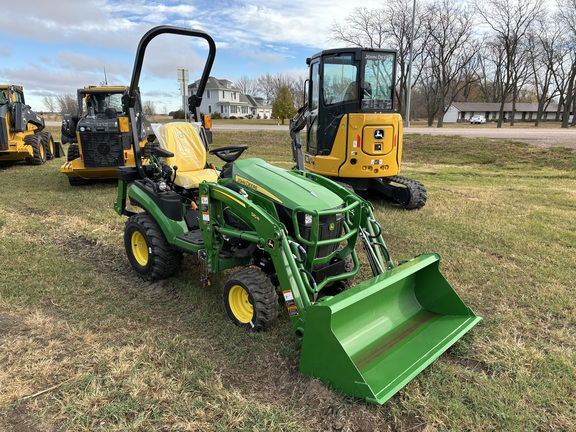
left=211, top=123, right=576, bottom=149
left=46, top=121, right=575, bottom=149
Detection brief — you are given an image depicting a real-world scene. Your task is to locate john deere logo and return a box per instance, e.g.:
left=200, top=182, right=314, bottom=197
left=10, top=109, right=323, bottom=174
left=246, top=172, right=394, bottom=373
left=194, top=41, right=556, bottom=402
left=374, top=129, right=384, bottom=140
left=329, top=223, right=335, bottom=231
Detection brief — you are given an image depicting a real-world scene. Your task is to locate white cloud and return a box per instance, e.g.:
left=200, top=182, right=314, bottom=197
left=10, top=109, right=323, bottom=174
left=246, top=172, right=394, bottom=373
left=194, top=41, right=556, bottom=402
left=0, top=0, right=387, bottom=109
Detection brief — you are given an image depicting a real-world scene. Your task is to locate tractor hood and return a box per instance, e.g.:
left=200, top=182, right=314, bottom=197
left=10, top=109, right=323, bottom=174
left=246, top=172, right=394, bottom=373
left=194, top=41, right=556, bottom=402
left=231, top=158, right=343, bottom=211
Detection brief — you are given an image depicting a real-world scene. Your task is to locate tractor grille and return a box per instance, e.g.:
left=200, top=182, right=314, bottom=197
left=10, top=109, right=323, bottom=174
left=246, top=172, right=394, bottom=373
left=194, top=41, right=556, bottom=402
left=80, top=132, right=124, bottom=168
left=276, top=204, right=344, bottom=260
left=298, top=213, right=344, bottom=259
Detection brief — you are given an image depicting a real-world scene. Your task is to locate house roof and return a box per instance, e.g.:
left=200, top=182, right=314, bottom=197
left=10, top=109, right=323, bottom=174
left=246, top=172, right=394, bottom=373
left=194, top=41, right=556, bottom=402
left=245, top=94, right=271, bottom=108
left=452, top=102, right=559, bottom=113
left=190, top=76, right=241, bottom=92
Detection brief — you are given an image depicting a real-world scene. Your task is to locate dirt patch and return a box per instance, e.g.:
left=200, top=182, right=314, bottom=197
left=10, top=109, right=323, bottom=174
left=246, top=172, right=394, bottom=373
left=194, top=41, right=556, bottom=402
left=0, top=309, right=29, bottom=342
left=0, top=310, right=43, bottom=431
left=0, top=408, right=43, bottom=432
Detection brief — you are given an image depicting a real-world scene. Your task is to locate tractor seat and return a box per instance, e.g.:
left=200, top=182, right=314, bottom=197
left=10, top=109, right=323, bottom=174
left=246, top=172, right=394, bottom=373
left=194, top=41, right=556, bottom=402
left=156, top=122, right=218, bottom=189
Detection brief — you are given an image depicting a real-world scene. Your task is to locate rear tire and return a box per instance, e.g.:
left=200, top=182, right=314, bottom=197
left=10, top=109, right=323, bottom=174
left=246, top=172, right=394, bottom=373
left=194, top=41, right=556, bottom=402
left=124, top=213, right=183, bottom=281
left=222, top=267, right=279, bottom=330
left=24, top=134, right=46, bottom=165
left=40, top=132, right=56, bottom=160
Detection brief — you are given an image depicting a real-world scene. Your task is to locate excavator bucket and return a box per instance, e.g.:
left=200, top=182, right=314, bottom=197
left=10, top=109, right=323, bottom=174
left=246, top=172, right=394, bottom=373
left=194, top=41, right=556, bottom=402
left=299, top=253, right=481, bottom=404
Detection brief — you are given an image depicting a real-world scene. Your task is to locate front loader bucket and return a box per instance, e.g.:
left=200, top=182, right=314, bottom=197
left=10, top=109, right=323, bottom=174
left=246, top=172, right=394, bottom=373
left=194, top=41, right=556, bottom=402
left=299, top=253, right=481, bottom=404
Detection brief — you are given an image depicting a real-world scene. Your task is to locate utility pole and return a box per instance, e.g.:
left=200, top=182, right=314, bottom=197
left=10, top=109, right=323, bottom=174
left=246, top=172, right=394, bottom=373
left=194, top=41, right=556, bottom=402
left=404, top=0, right=416, bottom=128
left=177, top=67, right=189, bottom=121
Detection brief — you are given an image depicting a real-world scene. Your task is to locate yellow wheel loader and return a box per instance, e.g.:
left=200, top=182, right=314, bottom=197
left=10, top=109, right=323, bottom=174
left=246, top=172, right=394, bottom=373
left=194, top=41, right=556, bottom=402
left=0, top=84, right=62, bottom=165
left=290, top=48, right=426, bottom=209
left=60, top=86, right=151, bottom=185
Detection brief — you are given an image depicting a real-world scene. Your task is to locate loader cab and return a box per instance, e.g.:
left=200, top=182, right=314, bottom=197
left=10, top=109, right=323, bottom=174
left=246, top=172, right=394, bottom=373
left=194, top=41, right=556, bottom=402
left=305, top=48, right=397, bottom=158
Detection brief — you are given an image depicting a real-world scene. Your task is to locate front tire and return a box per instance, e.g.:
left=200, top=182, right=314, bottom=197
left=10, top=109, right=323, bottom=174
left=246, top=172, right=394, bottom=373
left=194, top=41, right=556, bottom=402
left=24, top=134, right=46, bottom=165
left=222, top=268, right=278, bottom=330
left=124, top=213, right=183, bottom=281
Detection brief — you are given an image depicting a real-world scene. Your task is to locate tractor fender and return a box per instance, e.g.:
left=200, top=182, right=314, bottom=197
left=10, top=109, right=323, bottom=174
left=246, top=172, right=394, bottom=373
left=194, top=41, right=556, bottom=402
left=128, top=180, right=188, bottom=242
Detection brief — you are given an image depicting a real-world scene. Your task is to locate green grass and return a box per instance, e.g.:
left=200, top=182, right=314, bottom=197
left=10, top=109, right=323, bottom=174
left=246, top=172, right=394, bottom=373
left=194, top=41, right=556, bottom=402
left=0, top=127, right=574, bottom=431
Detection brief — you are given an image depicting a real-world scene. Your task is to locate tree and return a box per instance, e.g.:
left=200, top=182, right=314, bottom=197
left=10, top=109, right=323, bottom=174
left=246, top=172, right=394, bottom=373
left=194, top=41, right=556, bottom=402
left=235, top=75, right=261, bottom=96
left=56, top=94, right=78, bottom=115
left=257, top=73, right=301, bottom=105
left=476, top=0, right=546, bottom=127
left=556, top=0, right=576, bottom=127
left=272, top=86, right=297, bottom=125
left=42, top=96, right=56, bottom=115
left=424, top=0, right=479, bottom=127
left=143, top=100, right=156, bottom=117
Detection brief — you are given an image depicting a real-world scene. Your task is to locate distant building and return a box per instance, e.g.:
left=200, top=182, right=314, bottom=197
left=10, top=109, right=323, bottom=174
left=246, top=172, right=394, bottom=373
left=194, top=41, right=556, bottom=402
left=444, top=102, right=560, bottom=123
left=189, top=77, right=272, bottom=119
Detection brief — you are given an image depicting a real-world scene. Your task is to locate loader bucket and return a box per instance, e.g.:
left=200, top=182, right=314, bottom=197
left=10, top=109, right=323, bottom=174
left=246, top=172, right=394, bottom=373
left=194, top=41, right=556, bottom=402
left=299, top=253, right=481, bottom=404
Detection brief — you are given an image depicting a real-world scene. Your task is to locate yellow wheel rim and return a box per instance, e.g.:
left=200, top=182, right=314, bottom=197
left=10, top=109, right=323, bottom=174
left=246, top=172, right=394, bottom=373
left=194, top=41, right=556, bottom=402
left=49, top=139, right=54, bottom=154
left=228, top=285, right=253, bottom=323
left=131, top=231, right=149, bottom=267
left=40, top=142, right=45, bottom=159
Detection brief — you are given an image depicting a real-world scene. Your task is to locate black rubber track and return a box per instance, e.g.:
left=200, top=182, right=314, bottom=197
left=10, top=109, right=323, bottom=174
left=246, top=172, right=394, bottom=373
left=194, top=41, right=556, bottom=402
left=385, top=175, right=427, bottom=210
left=124, top=213, right=183, bottom=281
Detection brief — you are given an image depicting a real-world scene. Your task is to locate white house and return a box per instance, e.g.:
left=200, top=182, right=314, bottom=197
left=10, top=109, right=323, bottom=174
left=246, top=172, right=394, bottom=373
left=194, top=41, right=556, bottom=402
left=444, top=102, right=560, bottom=123
left=189, top=77, right=272, bottom=119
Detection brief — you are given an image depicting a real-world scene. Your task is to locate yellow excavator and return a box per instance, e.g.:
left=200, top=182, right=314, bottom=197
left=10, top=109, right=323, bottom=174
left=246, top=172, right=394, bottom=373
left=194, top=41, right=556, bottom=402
left=290, top=48, right=426, bottom=209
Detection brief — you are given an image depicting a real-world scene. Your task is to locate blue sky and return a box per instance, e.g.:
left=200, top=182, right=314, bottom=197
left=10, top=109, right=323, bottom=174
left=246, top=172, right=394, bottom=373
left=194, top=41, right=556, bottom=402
left=0, top=0, right=384, bottom=113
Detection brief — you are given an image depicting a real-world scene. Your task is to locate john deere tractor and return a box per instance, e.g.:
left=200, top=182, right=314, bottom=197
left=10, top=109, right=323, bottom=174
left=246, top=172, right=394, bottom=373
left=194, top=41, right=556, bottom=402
left=60, top=85, right=150, bottom=185
left=115, top=26, right=480, bottom=404
left=0, top=84, right=61, bottom=165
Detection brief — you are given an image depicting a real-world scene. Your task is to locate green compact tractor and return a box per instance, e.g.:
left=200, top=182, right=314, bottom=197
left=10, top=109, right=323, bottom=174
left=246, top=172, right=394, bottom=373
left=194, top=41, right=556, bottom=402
left=115, top=26, right=481, bottom=404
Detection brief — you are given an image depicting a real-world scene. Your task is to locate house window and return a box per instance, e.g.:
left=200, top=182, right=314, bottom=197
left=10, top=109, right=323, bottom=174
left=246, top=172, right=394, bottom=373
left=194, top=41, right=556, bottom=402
left=208, top=105, right=212, bottom=113
left=222, top=91, right=225, bottom=99
left=220, top=106, right=224, bottom=114
left=207, top=90, right=210, bottom=99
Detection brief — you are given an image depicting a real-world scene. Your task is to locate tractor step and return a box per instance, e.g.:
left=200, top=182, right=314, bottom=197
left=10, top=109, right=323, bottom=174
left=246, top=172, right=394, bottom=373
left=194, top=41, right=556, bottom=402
left=176, top=230, right=204, bottom=246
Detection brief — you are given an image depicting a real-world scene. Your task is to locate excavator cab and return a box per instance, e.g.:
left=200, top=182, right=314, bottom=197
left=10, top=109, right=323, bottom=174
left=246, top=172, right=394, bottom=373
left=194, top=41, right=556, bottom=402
left=291, top=48, right=426, bottom=209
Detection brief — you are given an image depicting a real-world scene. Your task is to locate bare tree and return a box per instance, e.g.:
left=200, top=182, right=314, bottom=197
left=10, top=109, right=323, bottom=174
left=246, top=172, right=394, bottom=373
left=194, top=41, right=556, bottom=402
left=235, top=75, right=261, bottom=96
left=476, top=0, right=546, bottom=127
left=556, top=0, right=576, bottom=127
left=143, top=100, right=156, bottom=117
left=330, top=7, right=388, bottom=48
left=527, top=18, right=562, bottom=125
left=424, top=0, right=480, bottom=127
left=42, top=96, right=56, bottom=115
left=56, top=94, right=78, bottom=115
left=256, top=72, right=301, bottom=105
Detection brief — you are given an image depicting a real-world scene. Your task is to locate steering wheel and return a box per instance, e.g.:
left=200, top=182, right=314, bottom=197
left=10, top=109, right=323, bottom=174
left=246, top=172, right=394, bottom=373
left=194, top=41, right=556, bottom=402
left=209, top=145, right=248, bottom=163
